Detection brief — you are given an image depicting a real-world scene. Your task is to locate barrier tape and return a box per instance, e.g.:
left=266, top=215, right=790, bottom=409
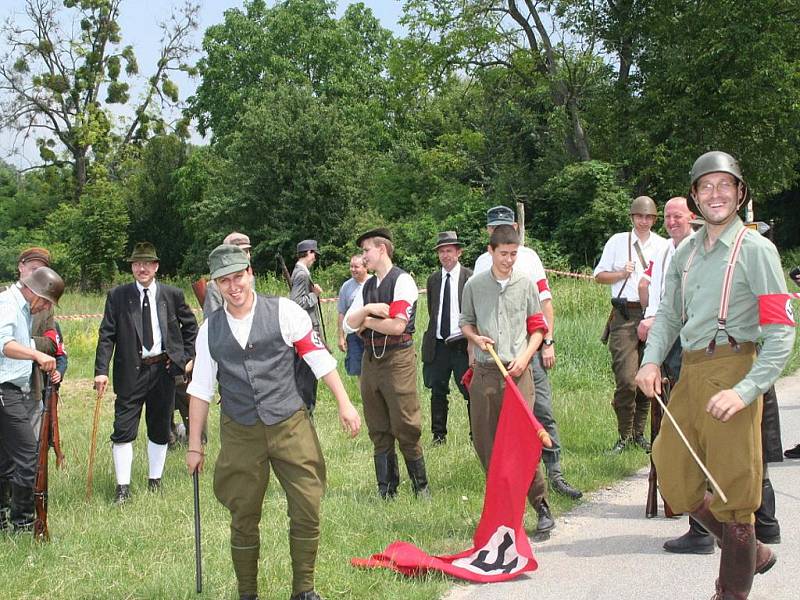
left=544, top=268, right=595, bottom=281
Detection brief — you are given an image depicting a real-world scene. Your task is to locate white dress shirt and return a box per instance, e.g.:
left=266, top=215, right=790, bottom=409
left=137, top=281, right=163, bottom=357
left=593, top=230, right=668, bottom=301
left=436, top=263, right=462, bottom=339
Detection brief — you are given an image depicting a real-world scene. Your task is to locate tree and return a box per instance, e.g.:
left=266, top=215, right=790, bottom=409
left=0, top=0, right=198, bottom=198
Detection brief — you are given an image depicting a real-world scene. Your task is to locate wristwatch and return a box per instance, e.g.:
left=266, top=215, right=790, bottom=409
left=542, top=338, right=555, bottom=347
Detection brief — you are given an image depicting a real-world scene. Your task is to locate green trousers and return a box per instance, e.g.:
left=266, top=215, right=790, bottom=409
left=608, top=305, right=650, bottom=438
left=214, top=408, right=327, bottom=596
left=653, top=343, right=762, bottom=524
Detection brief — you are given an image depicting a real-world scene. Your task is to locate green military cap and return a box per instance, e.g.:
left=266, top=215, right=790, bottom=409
left=209, top=244, right=250, bottom=280
left=126, top=242, right=159, bottom=262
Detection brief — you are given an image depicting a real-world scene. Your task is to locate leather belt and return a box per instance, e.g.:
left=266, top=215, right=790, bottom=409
left=626, top=301, right=642, bottom=308
left=141, top=353, right=167, bottom=366
left=0, top=382, right=22, bottom=392
left=361, top=332, right=413, bottom=346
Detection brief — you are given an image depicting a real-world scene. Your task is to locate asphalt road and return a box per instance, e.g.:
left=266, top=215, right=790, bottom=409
left=443, top=370, right=800, bottom=600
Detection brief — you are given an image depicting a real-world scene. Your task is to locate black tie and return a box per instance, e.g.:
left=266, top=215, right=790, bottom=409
left=142, top=288, right=154, bottom=351
left=440, top=273, right=451, bottom=339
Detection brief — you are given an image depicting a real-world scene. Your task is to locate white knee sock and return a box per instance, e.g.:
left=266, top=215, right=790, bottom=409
left=147, top=440, right=168, bottom=479
left=112, top=442, right=134, bottom=485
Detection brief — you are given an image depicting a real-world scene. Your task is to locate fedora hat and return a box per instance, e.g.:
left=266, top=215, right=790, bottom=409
left=126, top=242, right=159, bottom=262
left=433, top=231, right=463, bottom=250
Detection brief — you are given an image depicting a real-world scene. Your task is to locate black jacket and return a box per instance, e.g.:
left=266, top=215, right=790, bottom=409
left=421, top=264, right=471, bottom=364
left=94, top=282, right=197, bottom=396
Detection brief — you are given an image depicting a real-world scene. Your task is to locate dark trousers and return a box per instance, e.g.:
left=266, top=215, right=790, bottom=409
left=530, top=350, right=564, bottom=479
left=111, top=363, right=175, bottom=445
left=0, top=384, right=37, bottom=487
left=422, top=339, right=470, bottom=439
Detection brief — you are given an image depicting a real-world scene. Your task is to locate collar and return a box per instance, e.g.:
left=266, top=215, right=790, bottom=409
left=10, top=283, right=30, bottom=315
left=696, top=217, right=744, bottom=253
left=225, top=290, right=258, bottom=321
left=631, top=229, right=653, bottom=246
left=295, top=262, right=310, bottom=275
left=136, top=280, right=157, bottom=296
left=441, top=263, right=461, bottom=279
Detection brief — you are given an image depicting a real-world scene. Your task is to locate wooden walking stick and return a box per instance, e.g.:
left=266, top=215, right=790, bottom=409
left=192, top=470, right=203, bottom=594
left=653, top=392, right=728, bottom=504
left=86, top=386, right=104, bottom=501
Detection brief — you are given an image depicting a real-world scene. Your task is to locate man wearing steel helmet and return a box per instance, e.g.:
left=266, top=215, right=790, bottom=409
left=636, top=151, right=795, bottom=599
left=595, top=196, right=668, bottom=453
left=0, top=266, right=64, bottom=532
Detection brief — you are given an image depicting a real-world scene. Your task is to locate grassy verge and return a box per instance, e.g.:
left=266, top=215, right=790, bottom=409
left=2, top=274, right=795, bottom=599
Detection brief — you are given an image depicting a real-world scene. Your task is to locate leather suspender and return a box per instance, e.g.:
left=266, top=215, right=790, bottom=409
left=681, top=225, right=749, bottom=354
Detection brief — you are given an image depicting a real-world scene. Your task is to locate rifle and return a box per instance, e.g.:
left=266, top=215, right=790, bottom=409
left=191, top=278, right=208, bottom=308
left=34, top=376, right=59, bottom=541
left=646, top=377, right=671, bottom=518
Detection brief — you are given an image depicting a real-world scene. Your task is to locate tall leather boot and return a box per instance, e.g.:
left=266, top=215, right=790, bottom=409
left=716, top=523, right=756, bottom=599
left=0, top=478, right=11, bottom=532
left=754, top=478, right=780, bottom=544
left=373, top=452, right=393, bottom=499
left=404, top=456, right=432, bottom=499
left=691, top=492, right=776, bottom=577
left=386, top=451, right=399, bottom=498
left=10, top=483, right=34, bottom=532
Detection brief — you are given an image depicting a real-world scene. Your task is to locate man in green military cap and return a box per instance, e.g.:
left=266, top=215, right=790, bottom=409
left=94, top=241, right=197, bottom=504
left=637, top=151, right=795, bottom=598
left=186, top=243, right=361, bottom=600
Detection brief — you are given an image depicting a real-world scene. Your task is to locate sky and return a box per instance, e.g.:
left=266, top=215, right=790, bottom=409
left=0, top=0, right=406, bottom=167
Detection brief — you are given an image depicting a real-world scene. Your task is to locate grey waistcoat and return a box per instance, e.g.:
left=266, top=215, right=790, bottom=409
left=208, top=296, right=304, bottom=425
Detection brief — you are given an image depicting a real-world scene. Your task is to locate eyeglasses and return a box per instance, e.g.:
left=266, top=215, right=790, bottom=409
left=696, top=180, right=738, bottom=197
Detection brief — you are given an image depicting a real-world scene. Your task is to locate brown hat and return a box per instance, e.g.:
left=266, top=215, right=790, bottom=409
left=18, top=247, right=51, bottom=266
left=433, top=231, right=463, bottom=250
left=223, top=231, right=252, bottom=249
left=126, top=242, right=159, bottom=262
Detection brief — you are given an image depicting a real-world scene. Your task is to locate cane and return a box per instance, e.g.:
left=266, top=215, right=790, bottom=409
left=85, top=386, right=104, bottom=501
left=193, top=470, right=203, bottom=594
left=653, top=392, right=728, bottom=504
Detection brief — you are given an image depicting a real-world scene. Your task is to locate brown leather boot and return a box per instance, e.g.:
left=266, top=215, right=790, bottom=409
left=690, top=492, right=776, bottom=576
left=715, top=523, right=756, bottom=599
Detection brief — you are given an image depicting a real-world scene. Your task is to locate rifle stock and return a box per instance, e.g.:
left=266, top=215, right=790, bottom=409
left=51, top=385, right=65, bottom=469
left=191, top=278, right=208, bottom=308
left=33, top=378, right=54, bottom=541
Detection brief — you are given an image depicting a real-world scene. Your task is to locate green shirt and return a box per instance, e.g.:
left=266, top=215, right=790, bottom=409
left=643, top=217, right=795, bottom=405
left=459, top=268, right=542, bottom=364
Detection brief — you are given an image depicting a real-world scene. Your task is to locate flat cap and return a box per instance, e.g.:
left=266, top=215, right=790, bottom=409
left=486, top=205, right=515, bottom=226
left=356, top=228, right=392, bottom=248
left=223, top=231, right=252, bottom=249
left=209, top=244, right=250, bottom=280
left=18, top=247, right=51, bottom=266
left=296, top=239, right=319, bottom=255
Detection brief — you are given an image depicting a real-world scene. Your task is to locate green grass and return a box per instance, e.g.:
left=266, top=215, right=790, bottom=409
left=2, top=274, right=795, bottom=599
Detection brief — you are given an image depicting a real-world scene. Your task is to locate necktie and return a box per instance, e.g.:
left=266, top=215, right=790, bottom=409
left=142, top=288, right=154, bottom=351
left=440, top=273, right=451, bottom=339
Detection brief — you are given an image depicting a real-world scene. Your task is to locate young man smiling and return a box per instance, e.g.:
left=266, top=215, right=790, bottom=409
left=460, top=224, right=554, bottom=537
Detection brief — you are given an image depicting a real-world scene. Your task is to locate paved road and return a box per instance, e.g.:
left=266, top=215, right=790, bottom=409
left=443, top=371, right=800, bottom=600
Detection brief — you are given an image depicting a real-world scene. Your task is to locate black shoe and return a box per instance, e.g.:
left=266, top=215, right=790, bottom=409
left=550, top=477, right=583, bottom=500
left=405, top=456, right=432, bottom=500
left=632, top=434, right=651, bottom=452
left=784, top=443, right=800, bottom=459
left=289, top=591, right=323, bottom=600
left=432, top=435, right=446, bottom=446
left=757, top=530, right=781, bottom=544
left=0, top=478, right=11, bottom=532
left=114, top=484, right=131, bottom=505
left=240, top=595, right=259, bottom=600
left=534, top=500, right=556, bottom=534
left=608, top=437, right=630, bottom=454
left=10, top=483, right=34, bottom=531
left=147, top=478, right=161, bottom=492
left=663, top=529, right=715, bottom=554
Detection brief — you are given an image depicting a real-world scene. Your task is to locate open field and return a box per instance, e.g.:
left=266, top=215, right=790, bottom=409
left=1, top=273, right=798, bottom=600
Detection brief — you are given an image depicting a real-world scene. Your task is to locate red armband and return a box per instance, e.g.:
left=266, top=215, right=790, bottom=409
left=388, top=300, right=411, bottom=320
left=43, top=329, right=66, bottom=357
left=536, top=278, right=550, bottom=295
left=293, top=330, right=326, bottom=357
left=758, top=293, right=799, bottom=326
left=526, top=313, right=549, bottom=335
left=643, top=260, right=654, bottom=279
left=460, top=366, right=474, bottom=391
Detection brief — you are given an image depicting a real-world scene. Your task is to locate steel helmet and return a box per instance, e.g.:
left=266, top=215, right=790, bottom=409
left=688, top=151, right=749, bottom=213
left=630, top=195, right=657, bottom=216
left=689, top=151, right=744, bottom=187
left=21, top=267, right=65, bottom=306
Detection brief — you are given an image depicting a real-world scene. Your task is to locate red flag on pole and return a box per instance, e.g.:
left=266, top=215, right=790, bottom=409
left=352, top=371, right=549, bottom=583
